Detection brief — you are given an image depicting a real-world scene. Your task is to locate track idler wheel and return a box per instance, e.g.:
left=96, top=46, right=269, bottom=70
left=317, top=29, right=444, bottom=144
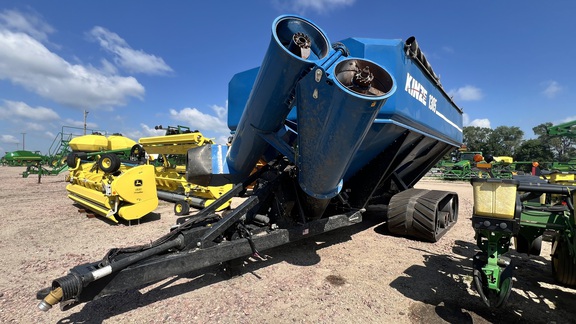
left=387, top=188, right=458, bottom=242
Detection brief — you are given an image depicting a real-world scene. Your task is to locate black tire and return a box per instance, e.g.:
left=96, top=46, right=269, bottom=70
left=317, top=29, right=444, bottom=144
left=388, top=189, right=458, bottom=242
left=98, top=153, right=121, bottom=173
left=515, top=235, right=542, bottom=256
left=473, top=254, right=513, bottom=308
left=66, top=153, right=78, bottom=168
left=174, top=200, right=190, bottom=216
left=551, top=237, right=576, bottom=286
left=130, top=144, right=146, bottom=162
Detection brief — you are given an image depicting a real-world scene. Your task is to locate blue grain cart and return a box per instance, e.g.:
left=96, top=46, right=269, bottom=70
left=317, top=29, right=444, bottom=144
left=37, top=15, right=463, bottom=311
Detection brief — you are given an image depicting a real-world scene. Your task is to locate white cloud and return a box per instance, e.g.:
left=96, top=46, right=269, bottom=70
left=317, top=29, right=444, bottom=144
left=89, top=26, right=173, bottom=75
left=63, top=118, right=98, bottom=130
left=0, top=9, right=54, bottom=43
left=468, top=118, right=491, bottom=128
left=441, top=46, right=454, bottom=54
left=448, top=85, right=483, bottom=101
left=25, top=122, right=45, bottom=131
left=0, top=100, right=59, bottom=121
left=169, top=106, right=228, bottom=133
left=169, top=105, right=230, bottom=144
left=272, top=0, right=355, bottom=14
left=141, top=124, right=167, bottom=137
left=122, top=124, right=165, bottom=141
left=211, top=103, right=227, bottom=120
left=463, top=112, right=491, bottom=128
left=559, top=115, right=576, bottom=124
left=0, top=134, right=19, bottom=144
left=542, top=80, right=562, bottom=98
left=0, top=11, right=145, bottom=110
left=99, top=58, right=118, bottom=75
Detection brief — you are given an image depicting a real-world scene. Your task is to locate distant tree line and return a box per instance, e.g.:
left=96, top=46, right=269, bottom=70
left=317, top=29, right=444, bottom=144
left=462, top=122, right=576, bottom=163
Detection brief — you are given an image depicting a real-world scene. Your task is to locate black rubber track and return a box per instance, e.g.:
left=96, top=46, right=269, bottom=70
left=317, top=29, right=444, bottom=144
left=387, top=188, right=458, bottom=242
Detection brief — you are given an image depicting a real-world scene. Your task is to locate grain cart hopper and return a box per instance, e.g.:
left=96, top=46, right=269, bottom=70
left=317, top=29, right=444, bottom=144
left=136, top=126, right=234, bottom=214
left=37, top=15, right=462, bottom=311
left=65, top=133, right=158, bottom=223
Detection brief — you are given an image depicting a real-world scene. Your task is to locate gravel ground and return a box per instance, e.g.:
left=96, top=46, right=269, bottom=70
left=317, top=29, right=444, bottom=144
left=0, top=166, right=575, bottom=324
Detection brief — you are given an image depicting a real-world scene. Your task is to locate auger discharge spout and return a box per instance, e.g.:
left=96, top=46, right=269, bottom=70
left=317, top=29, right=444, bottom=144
left=226, top=15, right=331, bottom=179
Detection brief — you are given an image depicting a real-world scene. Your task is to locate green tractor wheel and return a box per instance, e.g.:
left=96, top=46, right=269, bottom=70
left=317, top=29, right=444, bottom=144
left=174, top=200, right=190, bottom=216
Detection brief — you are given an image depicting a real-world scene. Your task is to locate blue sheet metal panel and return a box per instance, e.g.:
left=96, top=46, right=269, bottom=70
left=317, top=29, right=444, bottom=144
left=341, top=38, right=463, bottom=146
left=343, top=120, right=451, bottom=180
left=342, top=120, right=400, bottom=179
left=227, top=67, right=259, bottom=132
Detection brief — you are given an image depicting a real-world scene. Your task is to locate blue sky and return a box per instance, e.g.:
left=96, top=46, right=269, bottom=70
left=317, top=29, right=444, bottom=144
left=1, top=1, right=575, bottom=156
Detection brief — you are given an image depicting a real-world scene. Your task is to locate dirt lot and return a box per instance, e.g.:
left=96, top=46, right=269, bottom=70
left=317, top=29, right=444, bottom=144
left=0, top=166, right=575, bottom=324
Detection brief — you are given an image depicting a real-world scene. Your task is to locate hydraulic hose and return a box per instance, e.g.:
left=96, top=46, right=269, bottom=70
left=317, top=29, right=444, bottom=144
left=37, top=235, right=184, bottom=311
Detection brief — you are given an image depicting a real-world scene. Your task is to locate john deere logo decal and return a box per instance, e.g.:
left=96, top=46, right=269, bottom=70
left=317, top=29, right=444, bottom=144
left=134, top=179, right=143, bottom=186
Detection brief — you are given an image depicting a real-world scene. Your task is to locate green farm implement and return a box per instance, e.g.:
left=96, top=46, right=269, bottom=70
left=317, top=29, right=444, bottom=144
left=21, top=126, right=109, bottom=178
left=470, top=176, right=575, bottom=307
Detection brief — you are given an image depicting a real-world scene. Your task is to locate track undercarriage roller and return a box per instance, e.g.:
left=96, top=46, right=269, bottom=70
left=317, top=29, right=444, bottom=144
left=387, top=188, right=458, bottom=242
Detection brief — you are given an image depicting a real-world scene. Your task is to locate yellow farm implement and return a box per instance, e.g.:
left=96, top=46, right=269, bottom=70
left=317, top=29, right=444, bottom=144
left=66, top=155, right=158, bottom=223
left=138, top=127, right=233, bottom=215
left=65, top=134, right=158, bottom=223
